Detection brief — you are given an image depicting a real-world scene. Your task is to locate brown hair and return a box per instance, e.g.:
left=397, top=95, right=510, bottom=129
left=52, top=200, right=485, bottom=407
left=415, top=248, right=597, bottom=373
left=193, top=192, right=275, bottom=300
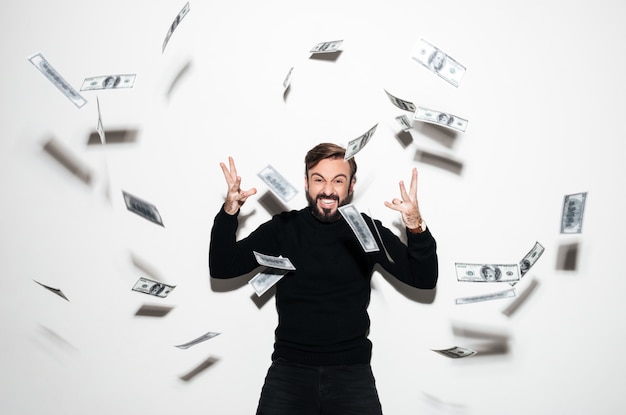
left=304, top=143, right=357, bottom=182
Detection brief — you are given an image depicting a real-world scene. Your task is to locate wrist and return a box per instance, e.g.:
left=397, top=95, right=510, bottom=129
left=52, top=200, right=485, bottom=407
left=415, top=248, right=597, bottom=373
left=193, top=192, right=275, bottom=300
left=223, top=202, right=239, bottom=216
left=407, top=217, right=426, bottom=234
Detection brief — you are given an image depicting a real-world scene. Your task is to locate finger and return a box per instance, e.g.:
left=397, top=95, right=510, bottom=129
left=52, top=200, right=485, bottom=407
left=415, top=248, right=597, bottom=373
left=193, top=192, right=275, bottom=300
left=399, top=180, right=410, bottom=201
left=228, top=156, right=238, bottom=180
left=384, top=199, right=405, bottom=210
left=240, top=187, right=257, bottom=202
left=231, top=175, right=242, bottom=192
left=220, top=162, right=235, bottom=185
left=409, top=168, right=418, bottom=197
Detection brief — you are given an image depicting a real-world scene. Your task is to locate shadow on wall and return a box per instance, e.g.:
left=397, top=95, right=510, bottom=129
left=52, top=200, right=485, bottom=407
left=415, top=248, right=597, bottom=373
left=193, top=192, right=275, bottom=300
left=556, top=242, right=578, bottom=271
left=374, top=263, right=437, bottom=304
left=87, top=128, right=138, bottom=145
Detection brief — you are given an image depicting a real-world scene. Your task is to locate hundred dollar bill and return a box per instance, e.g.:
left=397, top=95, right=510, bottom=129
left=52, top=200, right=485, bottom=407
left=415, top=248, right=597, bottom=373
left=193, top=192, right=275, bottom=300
left=132, top=277, right=175, bottom=298
left=455, top=263, right=520, bottom=283
left=368, top=209, right=394, bottom=263
left=561, top=192, right=587, bottom=234
left=395, top=115, right=412, bottom=132
left=28, top=53, right=87, bottom=108
left=410, top=38, right=466, bottom=87
left=345, top=123, right=378, bottom=160
left=162, top=2, right=190, bottom=53
left=257, top=165, right=298, bottom=203
left=283, top=66, right=294, bottom=90
left=310, top=40, right=343, bottom=53
left=249, top=268, right=288, bottom=296
left=122, top=190, right=164, bottom=227
left=253, top=251, right=296, bottom=270
left=338, top=204, right=380, bottom=253
left=413, top=106, right=468, bottom=133
left=384, top=90, right=416, bottom=112
left=80, top=74, right=136, bottom=91
left=33, top=280, right=69, bottom=301
left=455, top=288, right=516, bottom=305
left=432, top=346, right=476, bottom=358
left=175, top=331, right=221, bottom=349
left=518, top=241, right=545, bottom=278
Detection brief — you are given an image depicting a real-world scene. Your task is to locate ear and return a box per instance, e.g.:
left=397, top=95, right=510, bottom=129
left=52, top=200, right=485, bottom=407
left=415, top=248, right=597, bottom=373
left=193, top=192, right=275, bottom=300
left=348, top=177, right=355, bottom=195
left=304, top=175, right=309, bottom=192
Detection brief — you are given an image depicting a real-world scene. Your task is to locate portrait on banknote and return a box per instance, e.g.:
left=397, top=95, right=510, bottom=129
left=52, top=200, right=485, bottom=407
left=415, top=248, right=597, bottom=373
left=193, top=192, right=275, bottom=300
left=103, top=76, right=120, bottom=89
left=480, top=265, right=501, bottom=282
left=519, top=259, right=531, bottom=275
left=437, top=112, right=454, bottom=126
left=428, top=49, right=446, bottom=72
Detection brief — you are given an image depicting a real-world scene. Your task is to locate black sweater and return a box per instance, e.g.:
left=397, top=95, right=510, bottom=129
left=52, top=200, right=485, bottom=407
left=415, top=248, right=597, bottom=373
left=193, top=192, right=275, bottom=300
left=209, top=206, right=438, bottom=365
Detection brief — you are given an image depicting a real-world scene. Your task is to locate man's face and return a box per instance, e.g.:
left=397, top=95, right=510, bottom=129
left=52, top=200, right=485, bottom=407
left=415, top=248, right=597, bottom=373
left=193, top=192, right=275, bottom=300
left=305, top=158, right=354, bottom=222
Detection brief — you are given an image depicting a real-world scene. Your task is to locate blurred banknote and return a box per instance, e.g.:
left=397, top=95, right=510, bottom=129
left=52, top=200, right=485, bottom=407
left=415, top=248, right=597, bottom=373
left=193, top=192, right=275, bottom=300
left=33, top=280, right=69, bottom=301
left=132, top=277, right=175, bottom=298
left=395, top=115, right=412, bottom=131
left=413, top=107, right=468, bottom=133
left=339, top=204, right=380, bottom=253
left=455, top=288, right=516, bottom=305
left=384, top=90, right=416, bottom=112
left=518, top=241, right=545, bottom=278
left=253, top=251, right=296, bottom=270
left=249, top=268, right=288, bottom=296
left=81, top=74, right=136, bottom=91
left=28, top=52, right=87, bottom=108
left=258, top=165, right=298, bottom=202
left=561, top=192, right=587, bottom=234
left=411, top=38, right=466, bottom=87
left=96, top=97, right=105, bottom=144
left=283, top=66, right=294, bottom=90
left=455, top=263, right=520, bottom=282
left=310, top=40, right=343, bottom=53
left=162, top=2, right=190, bottom=53
left=432, top=346, right=476, bottom=358
left=122, top=190, right=164, bottom=227
left=345, top=123, right=378, bottom=160
left=175, top=331, right=221, bottom=349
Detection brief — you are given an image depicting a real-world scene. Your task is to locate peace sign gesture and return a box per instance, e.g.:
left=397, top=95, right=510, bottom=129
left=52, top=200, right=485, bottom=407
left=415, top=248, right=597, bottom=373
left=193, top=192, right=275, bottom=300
left=384, top=168, right=423, bottom=231
left=219, top=156, right=257, bottom=215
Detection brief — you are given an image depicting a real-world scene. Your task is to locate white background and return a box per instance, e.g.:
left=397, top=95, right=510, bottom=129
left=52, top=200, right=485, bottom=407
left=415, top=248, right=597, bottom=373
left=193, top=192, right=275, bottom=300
left=1, top=0, right=625, bottom=414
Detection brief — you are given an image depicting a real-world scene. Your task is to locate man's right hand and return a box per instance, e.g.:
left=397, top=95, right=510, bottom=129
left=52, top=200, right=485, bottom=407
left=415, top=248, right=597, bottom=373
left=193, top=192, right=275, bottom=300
left=219, top=156, right=257, bottom=215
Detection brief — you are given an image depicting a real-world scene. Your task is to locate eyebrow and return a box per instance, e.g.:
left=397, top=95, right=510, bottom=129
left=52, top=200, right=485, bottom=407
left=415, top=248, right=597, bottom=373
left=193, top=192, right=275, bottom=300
left=310, top=172, right=348, bottom=180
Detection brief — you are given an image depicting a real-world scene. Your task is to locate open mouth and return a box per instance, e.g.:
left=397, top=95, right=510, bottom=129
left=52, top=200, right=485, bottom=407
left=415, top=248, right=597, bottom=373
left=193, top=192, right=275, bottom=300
left=317, top=194, right=339, bottom=210
left=319, top=198, right=337, bottom=207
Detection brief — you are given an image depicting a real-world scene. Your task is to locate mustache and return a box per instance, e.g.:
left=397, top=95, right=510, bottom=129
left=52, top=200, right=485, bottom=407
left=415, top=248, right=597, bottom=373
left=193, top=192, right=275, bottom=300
left=316, top=193, right=339, bottom=202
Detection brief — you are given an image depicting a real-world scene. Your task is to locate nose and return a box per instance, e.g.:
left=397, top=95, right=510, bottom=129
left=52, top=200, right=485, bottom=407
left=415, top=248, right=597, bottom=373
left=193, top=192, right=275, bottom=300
left=322, top=181, right=334, bottom=195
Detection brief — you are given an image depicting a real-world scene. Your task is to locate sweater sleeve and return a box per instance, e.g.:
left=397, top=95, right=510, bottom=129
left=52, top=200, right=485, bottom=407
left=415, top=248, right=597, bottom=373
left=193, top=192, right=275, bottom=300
left=208, top=205, right=279, bottom=279
left=373, top=219, right=438, bottom=289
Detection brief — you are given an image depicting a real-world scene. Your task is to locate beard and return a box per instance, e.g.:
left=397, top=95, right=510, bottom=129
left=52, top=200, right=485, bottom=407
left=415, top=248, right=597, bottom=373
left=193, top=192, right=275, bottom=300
left=306, top=191, right=352, bottom=223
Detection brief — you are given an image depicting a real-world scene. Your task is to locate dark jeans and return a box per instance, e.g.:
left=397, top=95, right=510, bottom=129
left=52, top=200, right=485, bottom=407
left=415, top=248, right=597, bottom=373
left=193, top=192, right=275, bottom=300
left=256, top=358, right=383, bottom=415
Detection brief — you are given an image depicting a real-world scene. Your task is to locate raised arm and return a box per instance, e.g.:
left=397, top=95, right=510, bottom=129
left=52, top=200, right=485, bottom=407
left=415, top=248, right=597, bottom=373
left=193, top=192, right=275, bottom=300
left=380, top=167, right=437, bottom=288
